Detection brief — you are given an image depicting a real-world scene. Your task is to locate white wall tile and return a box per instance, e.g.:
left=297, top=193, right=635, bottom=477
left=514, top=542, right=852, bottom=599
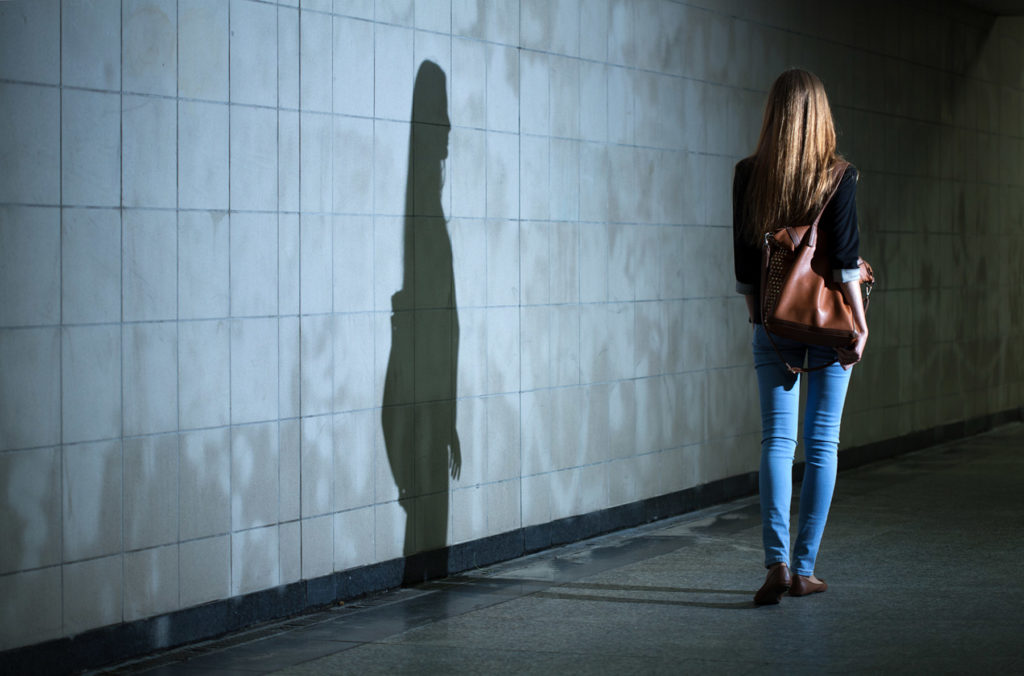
left=334, top=313, right=375, bottom=412
left=278, top=213, right=300, bottom=315
left=62, top=89, right=120, bottom=207
left=300, top=315, right=334, bottom=416
left=229, top=0, right=277, bottom=106
left=230, top=213, right=278, bottom=317
left=579, top=222, right=609, bottom=303
left=456, top=308, right=487, bottom=397
left=279, top=519, right=301, bottom=584
left=279, top=316, right=301, bottom=419
left=230, top=105, right=278, bottom=212
left=451, top=38, right=485, bottom=129
left=0, top=328, right=60, bottom=451
left=580, top=302, right=633, bottom=383
left=485, top=44, right=518, bottom=132
left=62, top=0, right=119, bottom=90
left=124, top=434, right=179, bottom=549
left=522, top=0, right=578, bottom=56
left=484, top=218, right=518, bottom=306
left=63, top=554, right=122, bottom=635
left=232, top=422, right=279, bottom=530
left=377, top=0, right=413, bottom=25
left=334, top=116, right=375, bottom=215
left=279, top=111, right=300, bottom=212
left=180, top=536, right=230, bottom=607
left=278, top=6, right=299, bottom=108
left=231, top=318, right=279, bottom=424
left=300, top=214, right=334, bottom=314
left=63, top=440, right=122, bottom=562
left=280, top=419, right=301, bottom=522
left=550, top=56, right=580, bottom=139
left=0, top=1, right=59, bottom=84
left=300, top=7, right=333, bottom=113
left=122, top=0, right=176, bottom=96
left=416, top=0, right=450, bottom=31
left=373, top=120, right=409, bottom=216
left=300, top=113, right=333, bottom=213
left=61, top=209, right=120, bottom=324
left=579, top=62, right=608, bottom=143
left=178, top=320, right=230, bottom=430
left=124, top=545, right=179, bottom=622
left=179, top=0, right=229, bottom=100
left=450, top=218, right=486, bottom=308
left=179, top=102, right=229, bottom=210
left=519, top=51, right=549, bottom=136
left=519, top=136, right=550, bottom=221
left=333, top=16, right=374, bottom=118
left=451, top=485, right=485, bottom=544
left=301, top=414, right=333, bottom=516
left=0, top=567, right=61, bottom=651
left=232, top=524, right=279, bottom=594
left=374, top=25, right=415, bottom=120
left=519, top=220, right=548, bottom=305
left=124, top=210, right=177, bottom=322
left=179, top=428, right=230, bottom=540
left=550, top=139, right=580, bottom=223
left=0, top=206, right=59, bottom=327
left=123, top=322, right=178, bottom=437
left=62, top=325, right=121, bottom=444
left=548, top=221, right=577, bottom=305
left=485, top=132, right=518, bottom=220
left=178, top=211, right=230, bottom=320
left=485, top=306, right=519, bottom=394
left=0, top=447, right=61, bottom=574
left=301, top=514, right=333, bottom=579
left=450, top=127, right=486, bottom=218
left=333, top=410, right=375, bottom=511
left=334, top=506, right=373, bottom=572
left=452, top=0, right=519, bottom=44
left=122, top=96, right=176, bottom=208
left=333, top=216, right=374, bottom=313
left=373, top=499, right=406, bottom=562
left=0, top=84, right=59, bottom=205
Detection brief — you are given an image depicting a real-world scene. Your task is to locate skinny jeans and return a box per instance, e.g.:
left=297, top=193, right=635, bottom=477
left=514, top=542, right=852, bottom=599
left=752, top=324, right=852, bottom=576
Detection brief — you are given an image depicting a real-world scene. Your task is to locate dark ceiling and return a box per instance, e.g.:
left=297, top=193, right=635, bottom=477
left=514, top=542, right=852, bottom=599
left=960, top=0, right=1024, bottom=15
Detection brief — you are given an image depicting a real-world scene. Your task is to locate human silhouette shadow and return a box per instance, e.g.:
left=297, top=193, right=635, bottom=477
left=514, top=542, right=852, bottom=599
left=381, top=60, right=461, bottom=584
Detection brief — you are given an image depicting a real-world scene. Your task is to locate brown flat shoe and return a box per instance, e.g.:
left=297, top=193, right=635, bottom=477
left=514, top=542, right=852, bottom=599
left=789, top=575, right=828, bottom=597
left=753, top=563, right=792, bottom=605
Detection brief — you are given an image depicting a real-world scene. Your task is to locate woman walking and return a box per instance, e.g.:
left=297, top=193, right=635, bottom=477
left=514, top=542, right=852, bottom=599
left=732, top=69, right=869, bottom=605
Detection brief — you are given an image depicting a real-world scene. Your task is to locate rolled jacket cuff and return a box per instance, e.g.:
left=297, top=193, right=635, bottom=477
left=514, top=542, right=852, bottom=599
left=834, top=268, right=861, bottom=283
left=736, top=280, right=755, bottom=295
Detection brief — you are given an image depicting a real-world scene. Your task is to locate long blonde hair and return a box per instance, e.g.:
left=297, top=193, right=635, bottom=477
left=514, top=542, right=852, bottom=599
left=744, top=69, right=842, bottom=244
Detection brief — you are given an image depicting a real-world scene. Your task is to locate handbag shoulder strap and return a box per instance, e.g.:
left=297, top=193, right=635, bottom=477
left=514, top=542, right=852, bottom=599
left=805, top=161, right=850, bottom=248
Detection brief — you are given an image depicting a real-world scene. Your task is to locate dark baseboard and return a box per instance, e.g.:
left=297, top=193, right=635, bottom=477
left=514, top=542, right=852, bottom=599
left=3, top=406, right=1020, bottom=676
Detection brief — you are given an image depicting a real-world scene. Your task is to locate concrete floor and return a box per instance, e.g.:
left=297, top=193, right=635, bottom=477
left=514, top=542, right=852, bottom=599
left=105, top=423, right=1024, bottom=675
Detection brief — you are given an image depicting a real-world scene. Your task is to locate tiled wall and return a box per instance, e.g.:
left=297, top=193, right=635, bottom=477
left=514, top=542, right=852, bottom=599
left=1, top=0, right=1021, bottom=651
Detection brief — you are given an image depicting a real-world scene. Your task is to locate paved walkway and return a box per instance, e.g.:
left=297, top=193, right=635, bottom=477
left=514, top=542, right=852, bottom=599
left=105, top=423, right=1024, bottom=675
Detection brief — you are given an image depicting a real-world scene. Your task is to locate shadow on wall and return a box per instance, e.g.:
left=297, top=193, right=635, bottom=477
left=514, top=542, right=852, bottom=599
left=381, top=61, right=461, bottom=584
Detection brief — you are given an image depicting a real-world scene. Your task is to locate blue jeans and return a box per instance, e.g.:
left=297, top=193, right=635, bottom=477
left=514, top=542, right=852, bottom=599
left=752, top=324, right=852, bottom=576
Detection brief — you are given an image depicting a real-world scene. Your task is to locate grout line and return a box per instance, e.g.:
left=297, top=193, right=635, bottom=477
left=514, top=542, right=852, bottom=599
left=118, top=0, right=126, bottom=628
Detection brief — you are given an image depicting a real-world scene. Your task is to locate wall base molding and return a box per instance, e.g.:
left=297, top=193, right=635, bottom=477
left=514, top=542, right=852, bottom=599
left=4, top=407, right=1020, bottom=675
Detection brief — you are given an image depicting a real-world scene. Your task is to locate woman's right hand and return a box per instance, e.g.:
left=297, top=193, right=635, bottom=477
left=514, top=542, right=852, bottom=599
left=837, top=329, right=867, bottom=370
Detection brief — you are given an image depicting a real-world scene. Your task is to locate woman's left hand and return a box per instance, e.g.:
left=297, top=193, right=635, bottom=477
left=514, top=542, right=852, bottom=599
left=837, top=329, right=868, bottom=370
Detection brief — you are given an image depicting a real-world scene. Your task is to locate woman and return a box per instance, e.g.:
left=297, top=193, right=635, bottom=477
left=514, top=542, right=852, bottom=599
left=732, top=69, right=868, bottom=605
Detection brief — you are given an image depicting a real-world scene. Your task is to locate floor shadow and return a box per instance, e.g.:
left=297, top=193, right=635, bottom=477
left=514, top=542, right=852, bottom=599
left=381, top=60, right=461, bottom=584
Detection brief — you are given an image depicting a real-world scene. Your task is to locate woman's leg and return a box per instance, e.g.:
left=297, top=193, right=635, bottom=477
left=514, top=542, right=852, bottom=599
left=792, top=346, right=852, bottom=576
left=752, top=326, right=803, bottom=568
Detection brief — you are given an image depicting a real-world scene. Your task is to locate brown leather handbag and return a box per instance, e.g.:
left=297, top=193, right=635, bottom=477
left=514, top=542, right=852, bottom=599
left=760, top=162, right=875, bottom=373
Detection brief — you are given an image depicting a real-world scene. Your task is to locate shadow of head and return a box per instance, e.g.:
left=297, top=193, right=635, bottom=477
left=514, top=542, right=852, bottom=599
left=412, top=60, right=450, bottom=162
